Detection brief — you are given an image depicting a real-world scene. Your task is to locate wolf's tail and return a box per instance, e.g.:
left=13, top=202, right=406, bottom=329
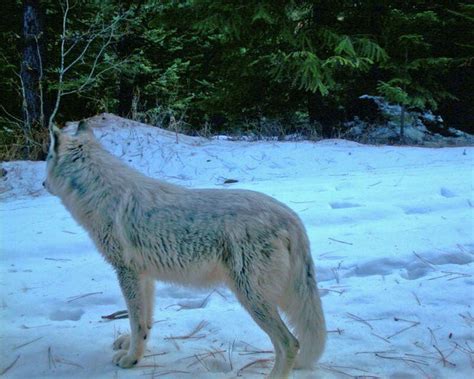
left=282, top=232, right=326, bottom=369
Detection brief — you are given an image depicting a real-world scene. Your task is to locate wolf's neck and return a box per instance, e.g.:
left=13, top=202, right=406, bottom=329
left=61, top=147, right=141, bottom=229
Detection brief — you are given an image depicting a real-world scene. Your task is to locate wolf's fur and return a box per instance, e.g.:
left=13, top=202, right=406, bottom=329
left=44, top=121, right=326, bottom=378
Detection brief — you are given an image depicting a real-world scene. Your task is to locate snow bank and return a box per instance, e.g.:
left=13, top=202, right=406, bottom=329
left=1, top=114, right=473, bottom=378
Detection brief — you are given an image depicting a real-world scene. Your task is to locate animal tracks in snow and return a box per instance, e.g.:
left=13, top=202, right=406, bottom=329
left=343, top=247, right=473, bottom=281
left=49, top=308, right=84, bottom=321
left=440, top=187, right=457, bottom=198
left=329, top=201, right=362, bottom=209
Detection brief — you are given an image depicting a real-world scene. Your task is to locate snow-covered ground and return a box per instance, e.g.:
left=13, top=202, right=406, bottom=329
left=1, top=114, right=473, bottom=378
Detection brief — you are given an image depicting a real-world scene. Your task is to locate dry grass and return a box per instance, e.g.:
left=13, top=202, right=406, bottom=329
left=165, top=320, right=208, bottom=341
left=0, top=123, right=49, bottom=161
left=320, top=363, right=380, bottom=378
left=236, top=358, right=273, bottom=376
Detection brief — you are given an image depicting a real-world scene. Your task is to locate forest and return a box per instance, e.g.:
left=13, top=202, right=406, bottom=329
left=1, top=1, right=473, bottom=160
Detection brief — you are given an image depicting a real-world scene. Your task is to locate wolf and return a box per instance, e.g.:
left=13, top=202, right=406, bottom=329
left=44, top=120, right=326, bottom=378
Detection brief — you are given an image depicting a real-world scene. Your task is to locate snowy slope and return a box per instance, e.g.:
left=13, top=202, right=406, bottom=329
left=1, top=114, right=473, bottom=378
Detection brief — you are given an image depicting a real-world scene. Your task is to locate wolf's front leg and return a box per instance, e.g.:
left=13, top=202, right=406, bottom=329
left=112, top=268, right=152, bottom=368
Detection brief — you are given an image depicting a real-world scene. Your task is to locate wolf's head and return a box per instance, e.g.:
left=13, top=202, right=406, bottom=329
left=44, top=120, right=95, bottom=196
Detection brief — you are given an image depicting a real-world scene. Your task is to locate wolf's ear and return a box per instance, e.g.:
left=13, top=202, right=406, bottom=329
left=76, top=120, right=92, bottom=136
left=49, top=125, right=62, bottom=154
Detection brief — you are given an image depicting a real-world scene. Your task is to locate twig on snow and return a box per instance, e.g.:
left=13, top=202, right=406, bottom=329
left=101, top=310, right=128, bottom=320
left=237, top=358, right=273, bottom=376
left=459, top=312, right=474, bottom=326
left=346, top=312, right=378, bottom=330
left=428, top=271, right=472, bottom=281
left=54, top=357, right=84, bottom=369
left=387, top=318, right=420, bottom=339
left=165, top=321, right=208, bottom=340
left=144, top=351, right=168, bottom=358
left=13, top=337, right=43, bottom=351
left=67, top=292, right=103, bottom=303
left=371, top=332, right=392, bottom=344
left=412, top=252, right=436, bottom=269
left=228, top=340, right=235, bottom=371
left=328, top=237, right=353, bottom=246
left=48, top=347, right=56, bottom=369
left=451, top=342, right=474, bottom=368
left=44, top=257, right=71, bottom=262
left=412, top=291, right=422, bottom=306
left=0, top=355, right=20, bottom=376
left=432, top=344, right=456, bottom=368
left=182, top=348, right=227, bottom=369
left=375, top=352, right=429, bottom=366
left=319, top=363, right=379, bottom=378
left=152, top=370, right=190, bottom=377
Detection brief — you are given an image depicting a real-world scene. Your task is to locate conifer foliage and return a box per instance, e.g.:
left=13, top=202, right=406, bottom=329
left=0, top=1, right=472, bottom=158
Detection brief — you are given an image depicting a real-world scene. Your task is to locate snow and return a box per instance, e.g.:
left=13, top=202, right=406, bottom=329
left=1, top=114, right=473, bottom=378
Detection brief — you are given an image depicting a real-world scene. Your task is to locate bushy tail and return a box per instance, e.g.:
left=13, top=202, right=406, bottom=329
left=283, top=237, right=326, bottom=369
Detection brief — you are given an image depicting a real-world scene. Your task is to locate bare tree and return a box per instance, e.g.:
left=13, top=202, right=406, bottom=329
left=47, top=0, right=128, bottom=129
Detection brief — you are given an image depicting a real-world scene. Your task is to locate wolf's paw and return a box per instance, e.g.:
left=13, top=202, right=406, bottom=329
left=112, top=350, right=139, bottom=368
left=113, top=335, right=130, bottom=351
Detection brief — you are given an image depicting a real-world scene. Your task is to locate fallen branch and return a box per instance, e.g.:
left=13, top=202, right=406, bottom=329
left=101, top=310, right=128, bottom=320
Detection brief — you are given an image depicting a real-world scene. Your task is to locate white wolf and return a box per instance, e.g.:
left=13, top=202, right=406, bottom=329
left=44, top=121, right=326, bottom=378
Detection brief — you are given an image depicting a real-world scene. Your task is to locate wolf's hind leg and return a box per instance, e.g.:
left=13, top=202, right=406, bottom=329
left=112, top=268, right=152, bottom=368
left=143, top=276, right=155, bottom=330
left=233, top=282, right=299, bottom=379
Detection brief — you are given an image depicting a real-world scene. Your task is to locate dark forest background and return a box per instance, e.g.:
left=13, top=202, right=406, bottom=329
left=1, top=1, right=473, bottom=160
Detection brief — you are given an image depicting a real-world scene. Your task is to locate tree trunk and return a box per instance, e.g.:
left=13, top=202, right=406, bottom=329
left=118, top=69, right=134, bottom=117
left=117, top=2, right=138, bottom=117
left=117, top=33, right=135, bottom=117
left=400, top=105, right=406, bottom=143
left=307, top=91, right=334, bottom=138
left=20, top=0, right=44, bottom=130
